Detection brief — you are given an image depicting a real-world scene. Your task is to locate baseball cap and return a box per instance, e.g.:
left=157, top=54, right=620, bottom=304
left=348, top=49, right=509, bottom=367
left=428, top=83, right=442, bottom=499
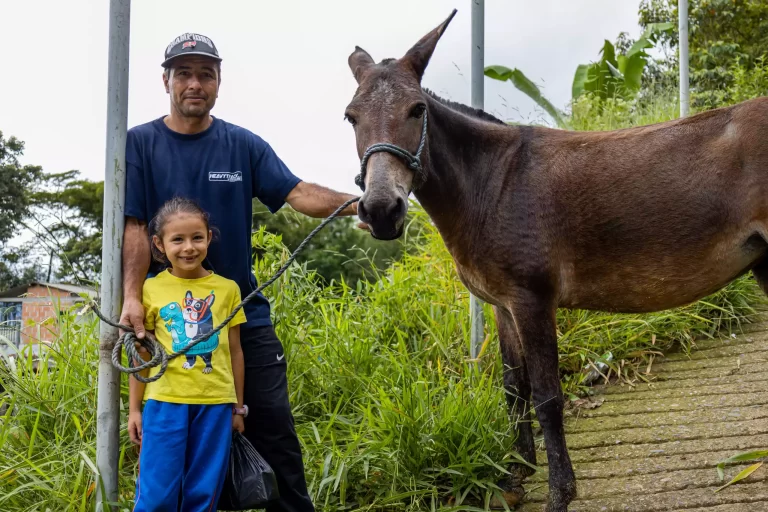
left=162, top=33, right=222, bottom=68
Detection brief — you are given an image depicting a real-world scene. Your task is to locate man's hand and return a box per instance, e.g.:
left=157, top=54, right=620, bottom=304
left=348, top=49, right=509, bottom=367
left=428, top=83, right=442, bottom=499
left=128, top=410, right=143, bottom=444
left=350, top=201, right=370, bottom=231
left=232, top=414, right=245, bottom=433
left=119, top=298, right=145, bottom=338
left=120, top=298, right=147, bottom=354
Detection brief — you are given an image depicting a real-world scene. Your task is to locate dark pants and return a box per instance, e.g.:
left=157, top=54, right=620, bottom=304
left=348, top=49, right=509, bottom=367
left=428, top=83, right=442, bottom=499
left=241, top=325, right=315, bottom=512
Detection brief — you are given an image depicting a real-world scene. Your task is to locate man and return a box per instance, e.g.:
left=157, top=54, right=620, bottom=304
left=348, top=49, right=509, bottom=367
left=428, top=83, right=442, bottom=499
left=120, top=33, right=359, bottom=511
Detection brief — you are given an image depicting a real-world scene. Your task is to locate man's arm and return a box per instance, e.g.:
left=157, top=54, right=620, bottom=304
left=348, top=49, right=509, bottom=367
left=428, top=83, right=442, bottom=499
left=284, top=181, right=359, bottom=218
left=120, top=216, right=150, bottom=339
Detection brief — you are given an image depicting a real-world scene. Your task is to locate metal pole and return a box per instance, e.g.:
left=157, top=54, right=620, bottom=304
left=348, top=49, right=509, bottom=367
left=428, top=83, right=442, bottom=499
left=469, top=0, right=485, bottom=359
left=96, top=0, right=130, bottom=510
left=679, top=0, right=690, bottom=117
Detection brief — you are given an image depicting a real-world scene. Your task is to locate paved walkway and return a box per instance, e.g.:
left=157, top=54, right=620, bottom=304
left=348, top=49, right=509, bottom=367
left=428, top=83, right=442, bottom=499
left=521, top=317, right=768, bottom=511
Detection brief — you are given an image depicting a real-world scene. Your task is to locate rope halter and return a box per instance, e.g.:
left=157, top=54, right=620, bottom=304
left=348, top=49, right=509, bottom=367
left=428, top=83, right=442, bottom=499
left=354, top=109, right=428, bottom=192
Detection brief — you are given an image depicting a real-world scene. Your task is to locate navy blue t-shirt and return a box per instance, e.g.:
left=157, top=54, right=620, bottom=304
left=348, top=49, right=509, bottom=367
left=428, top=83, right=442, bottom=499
left=124, top=116, right=301, bottom=329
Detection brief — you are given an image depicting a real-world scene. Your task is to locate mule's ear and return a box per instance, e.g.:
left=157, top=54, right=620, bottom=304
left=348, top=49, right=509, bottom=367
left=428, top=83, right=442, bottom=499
left=402, top=9, right=457, bottom=81
left=349, top=46, right=375, bottom=83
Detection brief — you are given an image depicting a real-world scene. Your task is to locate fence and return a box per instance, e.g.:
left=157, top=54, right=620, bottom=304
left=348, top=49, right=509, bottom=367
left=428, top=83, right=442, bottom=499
left=0, top=321, right=21, bottom=347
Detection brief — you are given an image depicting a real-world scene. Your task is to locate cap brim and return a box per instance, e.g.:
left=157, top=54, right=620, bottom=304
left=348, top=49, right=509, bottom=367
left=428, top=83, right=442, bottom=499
left=161, top=52, right=223, bottom=68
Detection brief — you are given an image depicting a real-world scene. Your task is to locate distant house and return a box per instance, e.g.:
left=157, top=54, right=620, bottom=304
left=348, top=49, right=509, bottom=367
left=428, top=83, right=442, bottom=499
left=0, top=282, right=98, bottom=347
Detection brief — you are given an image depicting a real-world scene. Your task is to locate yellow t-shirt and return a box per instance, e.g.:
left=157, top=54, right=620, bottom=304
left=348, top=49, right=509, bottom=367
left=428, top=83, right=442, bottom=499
left=141, top=270, right=247, bottom=405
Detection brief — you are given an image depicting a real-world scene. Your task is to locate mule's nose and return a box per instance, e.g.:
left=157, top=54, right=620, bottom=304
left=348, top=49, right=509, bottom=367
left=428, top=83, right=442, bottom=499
left=358, top=195, right=406, bottom=240
left=358, top=196, right=405, bottom=224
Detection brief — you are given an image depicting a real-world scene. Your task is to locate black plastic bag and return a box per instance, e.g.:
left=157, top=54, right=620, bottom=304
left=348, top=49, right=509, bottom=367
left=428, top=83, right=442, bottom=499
left=217, top=431, right=279, bottom=510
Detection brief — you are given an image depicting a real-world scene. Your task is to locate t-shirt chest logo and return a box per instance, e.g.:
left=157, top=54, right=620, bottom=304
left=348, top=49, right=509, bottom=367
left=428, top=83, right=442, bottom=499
left=159, top=290, right=219, bottom=374
left=208, top=171, right=243, bottom=183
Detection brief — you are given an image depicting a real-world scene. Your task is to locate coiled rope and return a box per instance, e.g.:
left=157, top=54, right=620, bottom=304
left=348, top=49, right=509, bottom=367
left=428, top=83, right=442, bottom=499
left=89, top=197, right=359, bottom=383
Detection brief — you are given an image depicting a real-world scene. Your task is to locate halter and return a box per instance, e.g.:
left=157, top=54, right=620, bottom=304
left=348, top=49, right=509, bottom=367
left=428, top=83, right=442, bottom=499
left=354, top=109, right=429, bottom=192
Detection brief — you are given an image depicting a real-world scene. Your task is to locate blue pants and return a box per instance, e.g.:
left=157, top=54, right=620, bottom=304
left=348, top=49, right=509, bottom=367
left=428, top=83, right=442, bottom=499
left=134, top=400, right=232, bottom=512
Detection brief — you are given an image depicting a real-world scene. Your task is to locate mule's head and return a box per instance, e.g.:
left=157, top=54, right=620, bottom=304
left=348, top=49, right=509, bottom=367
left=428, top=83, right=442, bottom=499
left=346, top=10, right=456, bottom=240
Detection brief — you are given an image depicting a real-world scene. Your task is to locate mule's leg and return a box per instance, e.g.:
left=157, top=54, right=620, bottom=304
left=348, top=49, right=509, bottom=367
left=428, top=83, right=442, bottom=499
left=510, top=291, right=576, bottom=512
left=752, top=258, right=768, bottom=296
left=493, top=306, right=536, bottom=508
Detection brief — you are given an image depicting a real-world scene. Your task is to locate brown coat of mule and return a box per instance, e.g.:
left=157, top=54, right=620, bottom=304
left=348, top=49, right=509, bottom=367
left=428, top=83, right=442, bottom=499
left=346, top=10, right=768, bottom=512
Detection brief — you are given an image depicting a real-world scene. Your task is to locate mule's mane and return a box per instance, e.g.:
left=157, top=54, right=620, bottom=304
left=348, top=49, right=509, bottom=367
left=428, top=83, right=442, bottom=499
left=423, top=88, right=506, bottom=125
left=370, top=59, right=505, bottom=125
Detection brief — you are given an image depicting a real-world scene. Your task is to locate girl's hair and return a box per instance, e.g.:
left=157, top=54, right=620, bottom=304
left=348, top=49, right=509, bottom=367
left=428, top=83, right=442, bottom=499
left=149, top=197, right=215, bottom=264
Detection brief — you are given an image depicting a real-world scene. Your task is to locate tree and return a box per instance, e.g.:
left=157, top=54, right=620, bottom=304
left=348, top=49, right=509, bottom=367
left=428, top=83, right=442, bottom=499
left=0, top=132, right=41, bottom=245
left=639, top=0, right=768, bottom=108
left=27, top=171, right=104, bottom=284
left=252, top=203, right=412, bottom=287
left=0, top=246, right=43, bottom=291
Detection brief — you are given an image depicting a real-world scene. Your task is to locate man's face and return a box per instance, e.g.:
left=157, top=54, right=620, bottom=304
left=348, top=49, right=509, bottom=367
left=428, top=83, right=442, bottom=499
left=163, top=56, right=220, bottom=118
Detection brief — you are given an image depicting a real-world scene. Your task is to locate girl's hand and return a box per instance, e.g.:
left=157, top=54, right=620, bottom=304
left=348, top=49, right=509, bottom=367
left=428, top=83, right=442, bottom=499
left=128, top=411, right=143, bottom=444
left=232, top=414, right=245, bottom=433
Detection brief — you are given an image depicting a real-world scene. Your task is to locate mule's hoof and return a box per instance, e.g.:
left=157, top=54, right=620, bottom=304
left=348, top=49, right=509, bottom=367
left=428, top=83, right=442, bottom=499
left=544, top=481, right=577, bottom=512
left=489, top=486, right=524, bottom=509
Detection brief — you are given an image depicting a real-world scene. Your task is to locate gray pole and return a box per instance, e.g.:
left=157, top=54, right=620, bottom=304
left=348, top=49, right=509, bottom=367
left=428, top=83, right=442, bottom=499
left=679, top=0, right=690, bottom=117
left=469, top=0, right=485, bottom=359
left=96, top=0, right=130, bottom=510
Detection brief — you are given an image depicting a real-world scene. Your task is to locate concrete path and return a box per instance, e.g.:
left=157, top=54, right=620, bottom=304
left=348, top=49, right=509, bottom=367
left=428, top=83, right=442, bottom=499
left=520, top=319, right=768, bottom=511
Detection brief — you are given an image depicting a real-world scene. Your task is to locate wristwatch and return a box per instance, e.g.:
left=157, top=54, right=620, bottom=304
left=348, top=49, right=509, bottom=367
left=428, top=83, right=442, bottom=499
left=233, top=405, right=249, bottom=417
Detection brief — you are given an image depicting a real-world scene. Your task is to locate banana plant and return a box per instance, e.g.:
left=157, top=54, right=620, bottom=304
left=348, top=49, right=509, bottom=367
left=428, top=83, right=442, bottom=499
left=483, top=65, right=567, bottom=128
left=485, top=22, right=674, bottom=128
left=572, top=22, right=675, bottom=100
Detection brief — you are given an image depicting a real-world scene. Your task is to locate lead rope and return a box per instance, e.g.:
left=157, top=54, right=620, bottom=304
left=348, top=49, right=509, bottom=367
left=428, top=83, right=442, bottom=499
left=88, top=196, right=359, bottom=383
left=92, top=109, right=428, bottom=383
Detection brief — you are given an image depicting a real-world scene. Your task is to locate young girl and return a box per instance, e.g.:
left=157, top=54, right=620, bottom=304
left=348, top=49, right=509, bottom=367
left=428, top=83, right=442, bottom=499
left=128, top=197, right=247, bottom=511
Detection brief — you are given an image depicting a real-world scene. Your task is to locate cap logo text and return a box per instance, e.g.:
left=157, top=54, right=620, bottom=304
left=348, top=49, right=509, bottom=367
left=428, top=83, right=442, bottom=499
left=166, top=33, right=215, bottom=55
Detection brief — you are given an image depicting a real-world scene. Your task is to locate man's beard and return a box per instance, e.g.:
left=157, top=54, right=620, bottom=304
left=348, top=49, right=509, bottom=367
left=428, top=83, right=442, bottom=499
left=175, top=101, right=210, bottom=118
left=172, top=93, right=212, bottom=118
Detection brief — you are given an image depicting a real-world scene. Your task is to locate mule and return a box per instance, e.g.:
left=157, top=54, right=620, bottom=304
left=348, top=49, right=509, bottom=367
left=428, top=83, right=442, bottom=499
left=345, top=9, right=768, bottom=512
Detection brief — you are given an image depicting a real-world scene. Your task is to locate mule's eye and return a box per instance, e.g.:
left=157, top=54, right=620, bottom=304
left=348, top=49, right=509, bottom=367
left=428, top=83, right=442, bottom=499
left=409, top=104, right=426, bottom=119
left=344, top=113, right=357, bottom=126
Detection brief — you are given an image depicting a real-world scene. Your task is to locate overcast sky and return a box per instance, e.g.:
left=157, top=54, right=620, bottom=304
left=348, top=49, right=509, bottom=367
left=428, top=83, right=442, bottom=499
left=2, top=0, right=643, bottom=195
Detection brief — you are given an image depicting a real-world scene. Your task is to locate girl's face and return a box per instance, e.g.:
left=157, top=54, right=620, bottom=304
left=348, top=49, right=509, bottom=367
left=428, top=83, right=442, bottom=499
left=153, top=213, right=212, bottom=278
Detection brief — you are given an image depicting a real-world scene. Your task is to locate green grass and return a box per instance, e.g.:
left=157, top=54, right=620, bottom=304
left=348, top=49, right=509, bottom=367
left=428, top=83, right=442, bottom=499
left=1, top=213, right=762, bottom=511
left=0, top=312, right=111, bottom=510
left=567, top=89, right=682, bottom=132
left=1, top=93, right=766, bottom=511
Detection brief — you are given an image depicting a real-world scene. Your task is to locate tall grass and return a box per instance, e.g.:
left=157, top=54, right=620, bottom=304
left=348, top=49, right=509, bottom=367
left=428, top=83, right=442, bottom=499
left=0, top=311, right=127, bottom=510
left=2, top=214, right=761, bottom=511
left=1, top=93, right=766, bottom=511
left=567, top=89, right=682, bottom=132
